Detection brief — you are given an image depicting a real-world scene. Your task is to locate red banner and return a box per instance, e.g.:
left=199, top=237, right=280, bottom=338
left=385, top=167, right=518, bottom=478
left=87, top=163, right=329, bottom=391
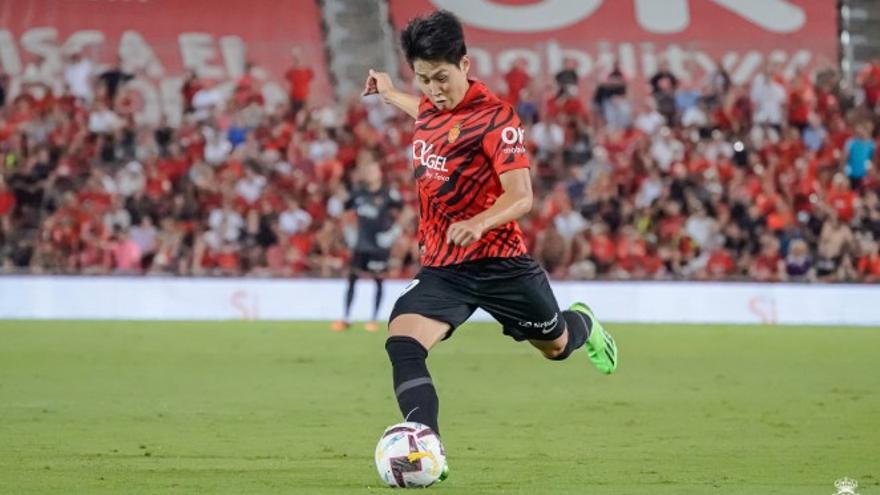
left=0, top=0, right=331, bottom=124
left=389, top=0, right=838, bottom=90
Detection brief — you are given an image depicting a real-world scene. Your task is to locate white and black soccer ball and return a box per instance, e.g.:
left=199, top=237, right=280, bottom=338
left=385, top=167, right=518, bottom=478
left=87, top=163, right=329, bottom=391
left=374, top=422, right=446, bottom=488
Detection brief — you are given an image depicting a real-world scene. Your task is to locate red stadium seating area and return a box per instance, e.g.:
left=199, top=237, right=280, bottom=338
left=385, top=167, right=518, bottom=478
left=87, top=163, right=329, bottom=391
left=0, top=56, right=879, bottom=282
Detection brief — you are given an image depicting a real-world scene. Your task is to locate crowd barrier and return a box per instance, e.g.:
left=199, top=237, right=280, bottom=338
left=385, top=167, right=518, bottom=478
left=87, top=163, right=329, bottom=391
left=1, top=276, right=878, bottom=326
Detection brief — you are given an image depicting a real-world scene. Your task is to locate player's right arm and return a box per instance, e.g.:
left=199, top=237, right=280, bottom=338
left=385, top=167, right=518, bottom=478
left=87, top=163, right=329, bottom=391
left=363, top=69, right=420, bottom=119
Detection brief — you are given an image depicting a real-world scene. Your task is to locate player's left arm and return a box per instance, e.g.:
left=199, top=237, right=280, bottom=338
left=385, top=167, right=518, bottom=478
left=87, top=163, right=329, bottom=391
left=446, top=169, right=532, bottom=247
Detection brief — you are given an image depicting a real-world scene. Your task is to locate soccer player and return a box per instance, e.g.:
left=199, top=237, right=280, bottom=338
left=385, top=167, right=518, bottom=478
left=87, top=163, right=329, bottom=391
left=363, top=9, right=618, bottom=472
left=332, top=160, right=402, bottom=332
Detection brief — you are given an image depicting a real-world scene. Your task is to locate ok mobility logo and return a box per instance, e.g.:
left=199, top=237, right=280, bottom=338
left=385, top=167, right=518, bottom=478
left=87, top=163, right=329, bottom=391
left=500, top=126, right=526, bottom=155
left=431, top=0, right=807, bottom=33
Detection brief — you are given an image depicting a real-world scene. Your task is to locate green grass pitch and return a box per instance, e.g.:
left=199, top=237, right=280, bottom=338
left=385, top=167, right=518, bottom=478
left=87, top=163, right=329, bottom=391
left=0, top=320, right=877, bottom=494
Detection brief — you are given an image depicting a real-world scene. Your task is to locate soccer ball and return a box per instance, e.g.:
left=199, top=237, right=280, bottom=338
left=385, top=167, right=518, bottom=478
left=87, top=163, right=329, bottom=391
left=374, top=422, right=447, bottom=488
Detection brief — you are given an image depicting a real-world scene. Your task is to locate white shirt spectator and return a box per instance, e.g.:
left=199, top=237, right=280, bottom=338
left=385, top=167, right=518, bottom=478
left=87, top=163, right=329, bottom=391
left=681, top=105, right=708, bottom=128
left=314, top=105, right=343, bottom=129
left=636, top=174, right=664, bottom=208
left=603, top=97, right=633, bottom=130
left=208, top=207, right=244, bottom=243
left=203, top=128, right=232, bottom=165
left=192, top=86, right=226, bottom=120
left=308, top=136, right=338, bottom=163
left=129, top=222, right=157, bottom=255
left=635, top=109, right=665, bottom=136
left=685, top=212, right=717, bottom=248
left=750, top=73, right=786, bottom=125
left=99, top=172, right=118, bottom=195
left=188, top=162, right=215, bottom=190
left=103, top=207, right=131, bottom=233
left=650, top=131, right=685, bottom=172
left=88, top=108, right=122, bottom=134
left=116, top=161, right=146, bottom=197
left=235, top=174, right=266, bottom=205
left=553, top=210, right=587, bottom=241
left=64, top=56, right=94, bottom=102
left=531, top=121, right=565, bottom=155
left=704, top=137, right=734, bottom=163
left=278, top=206, right=312, bottom=235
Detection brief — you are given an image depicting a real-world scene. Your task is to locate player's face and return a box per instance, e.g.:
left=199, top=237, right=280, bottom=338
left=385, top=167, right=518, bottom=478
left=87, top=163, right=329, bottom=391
left=362, top=163, right=382, bottom=186
left=413, top=56, right=470, bottom=111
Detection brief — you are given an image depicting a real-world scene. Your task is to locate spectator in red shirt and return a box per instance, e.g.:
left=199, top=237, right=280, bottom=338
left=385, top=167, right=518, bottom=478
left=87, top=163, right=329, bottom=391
left=826, top=173, right=858, bottom=223
left=749, top=235, right=782, bottom=282
left=856, top=237, right=880, bottom=283
left=110, top=229, right=142, bottom=274
left=503, top=57, right=531, bottom=106
left=787, top=69, right=814, bottom=131
left=181, top=69, right=203, bottom=115
left=857, top=57, right=880, bottom=110
left=284, top=48, right=314, bottom=116
left=0, top=175, right=16, bottom=234
left=704, top=248, right=736, bottom=280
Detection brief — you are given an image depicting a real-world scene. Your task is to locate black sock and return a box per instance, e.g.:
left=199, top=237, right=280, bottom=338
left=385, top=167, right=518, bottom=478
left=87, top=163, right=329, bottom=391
left=385, top=336, right=440, bottom=435
left=373, top=278, right=384, bottom=320
left=343, top=273, right=357, bottom=320
left=551, top=310, right=592, bottom=361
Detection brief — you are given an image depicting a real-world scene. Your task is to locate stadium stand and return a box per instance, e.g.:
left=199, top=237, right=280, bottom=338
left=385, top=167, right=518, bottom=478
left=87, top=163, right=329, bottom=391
left=0, top=1, right=878, bottom=282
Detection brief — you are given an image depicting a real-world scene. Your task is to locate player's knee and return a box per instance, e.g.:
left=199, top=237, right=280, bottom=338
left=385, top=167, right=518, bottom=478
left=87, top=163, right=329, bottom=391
left=388, top=314, right=449, bottom=350
left=385, top=335, right=428, bottom=365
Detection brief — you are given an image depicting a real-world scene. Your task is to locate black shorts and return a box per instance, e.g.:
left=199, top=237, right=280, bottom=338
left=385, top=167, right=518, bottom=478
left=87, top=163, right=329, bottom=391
left=351, top=251, right=390, bottom=275
left=389, top=255, right=563, bottom=341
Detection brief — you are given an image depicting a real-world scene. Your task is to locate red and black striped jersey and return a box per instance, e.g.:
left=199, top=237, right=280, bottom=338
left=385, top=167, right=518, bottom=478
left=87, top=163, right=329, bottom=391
left=411, top=80, right=529, bottom=267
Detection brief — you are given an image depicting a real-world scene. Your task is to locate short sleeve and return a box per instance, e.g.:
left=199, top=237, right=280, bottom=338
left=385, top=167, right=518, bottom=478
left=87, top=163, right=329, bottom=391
left=482, top=107, right=530, bottom=175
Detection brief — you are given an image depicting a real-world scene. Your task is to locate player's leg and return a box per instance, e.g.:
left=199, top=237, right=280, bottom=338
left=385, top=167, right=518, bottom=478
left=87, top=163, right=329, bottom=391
left=344, top=271, right=358, bottom=319
left=331, top=270, right=358, bottom=331
left=477, top=256, right=616, bottom=373
left=365, top=276, right=384, bottom=332
left=529, top=307, right=591, bottom=361
left=333, top=253, right=369, bottom=331
left=385, top=270, right=476, bottom=436
left=365, top=253, right=390, bottom=332
left=386, top=313, right=448, bottom=434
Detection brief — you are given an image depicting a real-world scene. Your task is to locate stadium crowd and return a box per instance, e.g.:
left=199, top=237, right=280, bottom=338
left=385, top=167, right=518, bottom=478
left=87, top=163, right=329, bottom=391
left=0, top=50, right=879, bottom=282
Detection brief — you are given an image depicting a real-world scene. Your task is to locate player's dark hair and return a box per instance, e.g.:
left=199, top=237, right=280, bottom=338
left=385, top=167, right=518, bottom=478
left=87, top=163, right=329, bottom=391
left=400, top=10, right=467, bottom=68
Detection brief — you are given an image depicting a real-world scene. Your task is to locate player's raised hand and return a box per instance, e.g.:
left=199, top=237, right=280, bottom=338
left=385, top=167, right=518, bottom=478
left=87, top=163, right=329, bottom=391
left=363, top=69, right=395, bottom=97
left=446, top=219, right=483, bottom=247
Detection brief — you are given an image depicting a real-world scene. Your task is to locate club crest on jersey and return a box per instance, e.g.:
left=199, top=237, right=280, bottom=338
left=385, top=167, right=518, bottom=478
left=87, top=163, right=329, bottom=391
left=447, top=122, right=462, bottom=144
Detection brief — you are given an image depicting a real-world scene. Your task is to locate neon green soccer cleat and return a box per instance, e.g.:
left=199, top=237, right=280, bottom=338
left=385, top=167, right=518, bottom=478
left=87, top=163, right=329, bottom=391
left=569, top=302, right=618, bottom=374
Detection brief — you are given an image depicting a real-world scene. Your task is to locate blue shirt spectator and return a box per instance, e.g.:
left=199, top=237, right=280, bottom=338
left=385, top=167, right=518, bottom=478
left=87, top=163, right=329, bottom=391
left=802, top=116, right=826, bottom=152
left=844, top=125, right=875, bottom=179
left=228, top=125, right=248, bottom=148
